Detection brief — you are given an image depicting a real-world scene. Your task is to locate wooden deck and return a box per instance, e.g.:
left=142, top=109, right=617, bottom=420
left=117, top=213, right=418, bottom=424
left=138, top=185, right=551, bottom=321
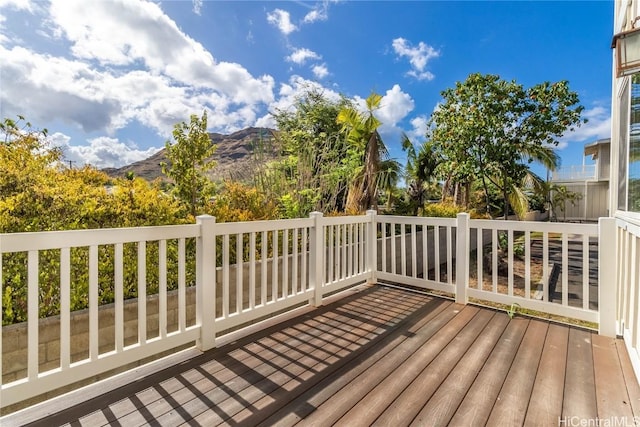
left=14, top=285, right=640, bottom=427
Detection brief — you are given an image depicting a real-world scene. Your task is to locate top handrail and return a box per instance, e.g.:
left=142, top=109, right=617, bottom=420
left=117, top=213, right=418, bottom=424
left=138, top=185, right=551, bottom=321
left=0, top=224, right=201, bottom=253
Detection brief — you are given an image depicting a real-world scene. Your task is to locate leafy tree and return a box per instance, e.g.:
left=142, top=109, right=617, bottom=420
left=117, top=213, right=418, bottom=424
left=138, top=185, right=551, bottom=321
left=402, top=135, right=441, bottom=215
left=0, top=116, right=58, bottom=201
left=337, top=92, right=389, bottom=212
left=258, top=88, right=353, bottom=216
left=162, top=111, right=217, bottom=217
left=427, top=73, right=585, bottom=218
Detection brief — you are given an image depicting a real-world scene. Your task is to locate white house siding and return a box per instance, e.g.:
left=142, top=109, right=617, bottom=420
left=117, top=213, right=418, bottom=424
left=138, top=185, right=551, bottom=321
left=553, top=181, right=609, bottom=221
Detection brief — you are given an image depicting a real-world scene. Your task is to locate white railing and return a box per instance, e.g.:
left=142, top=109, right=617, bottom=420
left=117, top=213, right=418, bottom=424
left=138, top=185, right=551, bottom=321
left=551, top=164, right=598, bottom=181
left=0, top=211, right=618, bottom=408
left=375, top=215, right=457, bottom=296
left=615, top=216, right=640, bottom=380
left=467, top=218, right=600, bottom=323
left=0, top=212, right=375, bottom=408
left=0, top=224, right=203, bottom=408
left=372, top=214, right=611, bottom=326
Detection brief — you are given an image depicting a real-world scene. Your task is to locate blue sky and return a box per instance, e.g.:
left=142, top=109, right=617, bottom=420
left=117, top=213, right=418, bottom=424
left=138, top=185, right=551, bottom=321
left=0, top=0, right=613, bottom=176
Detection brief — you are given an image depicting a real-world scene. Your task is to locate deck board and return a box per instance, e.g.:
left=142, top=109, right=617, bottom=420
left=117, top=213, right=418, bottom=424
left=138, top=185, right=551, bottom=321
left=339, top=305, right=481, bottom=426
left=524, top=323, right=569, bottom=426
left=10, top=284, right=640, bottom=427
left=410, top=312, right=511, bottom=427
left=486, top=319, right=548, bottom=426
left=563, top=327, right=598, bottom=420
left=158, top=287, right=424, bottom=426
left=371, top=308, right=495, bottom=426
left=285, top=302, right=465, bottom=426
left=255, top=298, right=451, bottom=427
left=616, top=339, right=640, bottom=417
left=592, top=334, right=635, bottom=420
left=447, top=317, right=529, bottom=426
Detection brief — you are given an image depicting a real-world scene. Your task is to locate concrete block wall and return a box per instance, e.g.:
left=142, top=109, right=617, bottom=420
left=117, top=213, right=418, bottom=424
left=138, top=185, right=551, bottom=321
left=2, top=288, right=197, bottom=384
left=1, top=258, right=292, bottom=384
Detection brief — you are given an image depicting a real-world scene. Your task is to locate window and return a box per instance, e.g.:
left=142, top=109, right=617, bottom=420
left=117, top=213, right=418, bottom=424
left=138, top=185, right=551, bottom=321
left=630, top=73, right=640, bottom=211
left=619, top=80, right=629, bottom=210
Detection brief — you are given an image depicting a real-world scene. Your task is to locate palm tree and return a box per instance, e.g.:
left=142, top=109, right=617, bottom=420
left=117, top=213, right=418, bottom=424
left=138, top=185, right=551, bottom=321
left=378, top=159, right=402, bottom=211
left=337, top=93, right=389, bottom=212
left=402, top=134, right=441, bottom=215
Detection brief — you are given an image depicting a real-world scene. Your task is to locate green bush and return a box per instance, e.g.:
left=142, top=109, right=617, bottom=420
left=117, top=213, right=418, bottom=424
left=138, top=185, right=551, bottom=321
left=421, top=202, right=489, bottom=219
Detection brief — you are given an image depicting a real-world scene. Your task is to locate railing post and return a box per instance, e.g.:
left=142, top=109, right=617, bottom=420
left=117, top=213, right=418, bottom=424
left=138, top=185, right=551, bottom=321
left=366, top=209, right=377, bottom=284
left=309, top=212, right=324, bottom=307
left=196, top=215, right=216, bottom=351
left=456, top=213, right=469, bottom=305
left=599, top=217, right=618, bottom=337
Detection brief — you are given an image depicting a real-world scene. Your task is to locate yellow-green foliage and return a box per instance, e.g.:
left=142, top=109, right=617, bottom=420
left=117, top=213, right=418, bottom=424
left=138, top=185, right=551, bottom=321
left=207, top=181, right=278, bottom=223
left=0, top=117, right=194, bottom=324
left=0, top=165, right=193, bottom=323
left=422, top=202, right=461, bottom=218
left=422, top=202, right=489, bottom=219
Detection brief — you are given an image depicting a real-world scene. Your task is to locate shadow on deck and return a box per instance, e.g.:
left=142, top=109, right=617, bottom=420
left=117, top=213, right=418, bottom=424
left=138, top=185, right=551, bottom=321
left=8, top=285, right=640, bottom=427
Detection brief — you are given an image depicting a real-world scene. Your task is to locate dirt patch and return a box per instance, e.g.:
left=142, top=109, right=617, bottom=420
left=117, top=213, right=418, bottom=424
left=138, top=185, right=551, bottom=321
left=467, top=256, right=544, bottom=297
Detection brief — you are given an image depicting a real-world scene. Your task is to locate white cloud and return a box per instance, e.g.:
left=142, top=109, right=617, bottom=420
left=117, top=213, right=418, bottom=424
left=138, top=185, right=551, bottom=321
left=0, top=45, right=121, bottom=132
left=303, top=9, right=326, bottom=24
left=255, top=75, right=341, bottom=128
left=557, top=105, right=611, bottom=150
left=408, top=115, right=428, bottom=142
left=303, top=0, right=338, bottom=24
left=287, top=47, right=321, bottom=65
left=0, top=0, right=36, bottom=42
left=0, top=1, right=277, bottom=140
left=48, top=0, right=274, bottom=106
left=312, top=63, right=329, bottom=79
left=52, top=132, right=160, bottom=168
left=0, top=0, right=34, bottom=12
left=408, top=70, right=435, bottom=81
left=267, top=9, right=297, bottom=35
left=392, top=37, right=440, bottom=81
left=377, top=84, right=415, bottom=126
left=192, top=0, right=203, bottom=15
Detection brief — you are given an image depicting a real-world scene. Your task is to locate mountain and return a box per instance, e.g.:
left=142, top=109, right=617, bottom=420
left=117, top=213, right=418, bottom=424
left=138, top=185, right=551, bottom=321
left=103, top=127, right=277, bottom=182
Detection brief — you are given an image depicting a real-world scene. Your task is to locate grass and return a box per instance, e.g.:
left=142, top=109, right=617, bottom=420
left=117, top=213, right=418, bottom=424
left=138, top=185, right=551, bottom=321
left=468, top=297, right=598, bottom=330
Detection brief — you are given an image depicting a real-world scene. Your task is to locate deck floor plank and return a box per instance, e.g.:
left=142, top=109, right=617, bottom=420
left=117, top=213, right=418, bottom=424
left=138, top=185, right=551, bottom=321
left=616, top=339, right=640, bottom=417
left=160, top=288, right=426, bottom=426
left=486, top=319, right=549, bottom=426
left=10, top=285, right=640, bottom=427
left=370, top=309, right=495, bottom=426
left=254, top=298, right=451, bottom=427
left=447, top=317, right=530, bottom=426
left=592, top=333, right=635, bottom=420
left=284, top=303, right=466, bottom=426
left=524, top=323, right=569, bottom=427
left=335, top=305, right=481, bottom=426
left=562, top=327, right=598, bottom=420
left=409, top=312, right=511, bottom=427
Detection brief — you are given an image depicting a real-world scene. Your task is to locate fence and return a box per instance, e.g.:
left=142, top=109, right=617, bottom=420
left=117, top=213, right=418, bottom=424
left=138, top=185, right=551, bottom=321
left=551, top=164, right=598, bottom=181
left=0, top=212, right=618, bottom=408
left=373, top=214, right=609, bottom=325
left=615, top=216, right=640, bottom=381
